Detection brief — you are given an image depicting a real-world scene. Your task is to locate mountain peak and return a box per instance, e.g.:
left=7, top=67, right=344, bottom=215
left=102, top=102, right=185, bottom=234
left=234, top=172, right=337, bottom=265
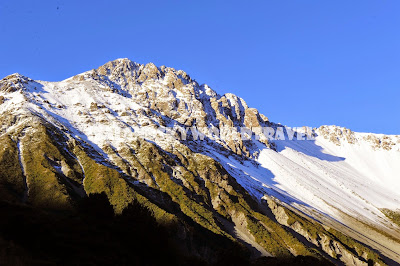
left=0, top=73, right=33, bottom=93
left=1, top=59, right=399, bottom=264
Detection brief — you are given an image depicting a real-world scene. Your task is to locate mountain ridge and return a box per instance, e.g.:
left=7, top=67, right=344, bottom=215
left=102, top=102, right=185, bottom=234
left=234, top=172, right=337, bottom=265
left=0, top=58, right=399, bottom=265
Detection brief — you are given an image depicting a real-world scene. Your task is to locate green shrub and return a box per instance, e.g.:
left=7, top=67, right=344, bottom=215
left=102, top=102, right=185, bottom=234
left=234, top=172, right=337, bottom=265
left=381, top=208, right=400, bottom=227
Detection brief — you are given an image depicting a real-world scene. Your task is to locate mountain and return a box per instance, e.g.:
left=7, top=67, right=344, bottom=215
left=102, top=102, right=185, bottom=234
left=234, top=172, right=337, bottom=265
left=0, top=58, right=399, bottom=265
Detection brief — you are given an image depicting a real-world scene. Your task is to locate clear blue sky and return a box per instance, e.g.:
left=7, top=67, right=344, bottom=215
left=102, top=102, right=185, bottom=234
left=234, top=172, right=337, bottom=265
left=1, top=1, right=399, bottom=134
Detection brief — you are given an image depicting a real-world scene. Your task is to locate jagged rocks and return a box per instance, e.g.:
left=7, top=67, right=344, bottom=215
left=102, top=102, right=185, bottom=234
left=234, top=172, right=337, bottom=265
left=244, top=108, right=261, bottom=128
left=264, top=196, right=385, bottom=266
left=90, top=102, right=98, bottom=111
left=318, top=126, right=357, bottom=146
left=0, top=74, right=31, bottom=93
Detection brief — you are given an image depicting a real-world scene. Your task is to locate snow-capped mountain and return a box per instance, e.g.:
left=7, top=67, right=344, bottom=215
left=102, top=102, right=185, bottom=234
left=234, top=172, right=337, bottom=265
left=0, top=58, right=399, bottom=265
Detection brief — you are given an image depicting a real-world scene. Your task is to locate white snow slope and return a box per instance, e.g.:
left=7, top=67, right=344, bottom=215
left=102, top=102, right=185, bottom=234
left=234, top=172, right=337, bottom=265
left=213, top=131, right=400, bottom=229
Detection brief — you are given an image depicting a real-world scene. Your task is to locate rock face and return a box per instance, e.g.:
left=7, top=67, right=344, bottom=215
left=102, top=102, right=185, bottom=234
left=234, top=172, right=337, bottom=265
left=69, top=59, right=273, bottom=158
left=317, top=125, right=400, bottom=150
left=0, top=58, right=398, bottom=265
left=265, top=197, right=383, bottom=266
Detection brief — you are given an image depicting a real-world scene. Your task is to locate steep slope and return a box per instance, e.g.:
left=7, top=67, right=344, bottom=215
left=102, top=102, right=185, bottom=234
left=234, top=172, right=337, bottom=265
left=0, top=59, right=398, bottom=265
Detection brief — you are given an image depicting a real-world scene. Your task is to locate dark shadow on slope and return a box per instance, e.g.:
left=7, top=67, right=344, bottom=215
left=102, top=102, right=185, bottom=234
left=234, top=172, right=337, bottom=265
left=0, top=194, right=182, bottom=265
left=26, top=80, right=49, bottom=94
left=274, top=138, right=345, bottom=162
left=0, top=193, right=257, bottom=265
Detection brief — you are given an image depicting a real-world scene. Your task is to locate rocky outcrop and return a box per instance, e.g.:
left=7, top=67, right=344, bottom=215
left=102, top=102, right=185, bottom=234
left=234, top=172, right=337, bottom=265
left=265, top=196, right=385, bottom=266
left=0, top=74, right=32, bottom=93
left=317, top=125, right=399, bottom=151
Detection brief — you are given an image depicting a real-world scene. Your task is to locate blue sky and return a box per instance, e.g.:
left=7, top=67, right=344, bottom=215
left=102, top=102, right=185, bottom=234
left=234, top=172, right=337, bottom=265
left=1, top=1, right=399, bottom=134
